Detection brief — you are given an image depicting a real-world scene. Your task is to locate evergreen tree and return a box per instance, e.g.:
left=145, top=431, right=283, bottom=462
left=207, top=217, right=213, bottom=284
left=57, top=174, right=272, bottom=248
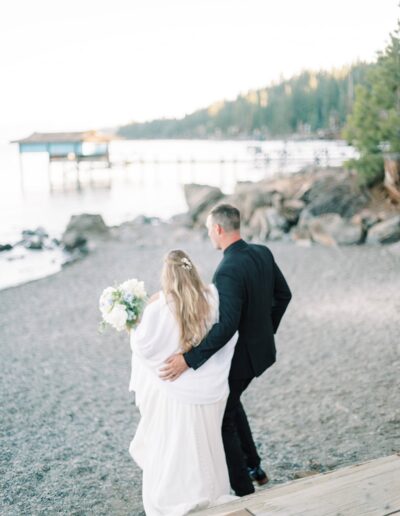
left=344, top=20, right=400, bottom=185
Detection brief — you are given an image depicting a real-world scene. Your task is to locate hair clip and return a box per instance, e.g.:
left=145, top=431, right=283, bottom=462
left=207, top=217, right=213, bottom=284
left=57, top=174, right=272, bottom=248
left=180, top=257, right=193, bottom=270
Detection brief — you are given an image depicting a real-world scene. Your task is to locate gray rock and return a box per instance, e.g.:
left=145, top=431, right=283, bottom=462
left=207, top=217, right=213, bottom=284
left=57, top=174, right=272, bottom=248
left=62, top=231, right=88, bottom=251
left=258, top=175, right=313, bottom=200
left=0, top=244, right=13, bottom=252
left=230, top=188, right=284, bottom=224
left=20, top=226, right=56, bottom=251
left=306, top=214, right=363, bottom=246
left=265, top=207, right=289, bottom=233
left=34, top=226, right=49, bottom=238
left=183, top=184, right=224, bottom=221
left=131, top=215, right=154, bottom=225
left=61, top=214, right=109, bottom=250
left=63, top=214, right=109, bottom=237
left=298, top=208, right=315, bottom=228
left=233, top=181, right=256, bottom=196
left=241, top=191, right=278, bottom=223
left=248, top=207, right=289, bottom=241
left=169, top=212, right=193, bottom=228
left=21, top=229, right=36, bottom=237
left=22, top=226, right=49, bottom=238
left=280, top=199, right=306, bottom=225
left=24, top=235, right=44, bottom=250
left=248, top=207, right=270, bottom=240
left=268, top=228, right=285, bottom=241
left=351, top=209, right=380, bottom=230
left=366, top=215, right=400, bottom=244
left=290, top=225, right=312, bottom=246
left=61, top=245, right=88, bottom=265
left=302, top=174, right=368, bottom=218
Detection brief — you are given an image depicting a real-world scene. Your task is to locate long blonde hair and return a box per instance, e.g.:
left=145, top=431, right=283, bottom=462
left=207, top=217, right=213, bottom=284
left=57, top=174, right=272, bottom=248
left=161, top=250, right=211, bottom=352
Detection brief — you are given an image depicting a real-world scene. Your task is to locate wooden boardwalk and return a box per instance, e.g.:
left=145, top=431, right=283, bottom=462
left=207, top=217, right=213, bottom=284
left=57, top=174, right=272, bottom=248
left=194, top=454, right=400, bottom=516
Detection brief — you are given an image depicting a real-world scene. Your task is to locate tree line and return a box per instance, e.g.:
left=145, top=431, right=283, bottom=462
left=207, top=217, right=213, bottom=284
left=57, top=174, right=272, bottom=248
left=118, top=64, right=371, bottom=140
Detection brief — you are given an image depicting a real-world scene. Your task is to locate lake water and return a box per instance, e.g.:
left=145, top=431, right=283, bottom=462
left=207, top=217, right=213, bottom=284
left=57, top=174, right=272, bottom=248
left=0, top=138, right=356, bottom=289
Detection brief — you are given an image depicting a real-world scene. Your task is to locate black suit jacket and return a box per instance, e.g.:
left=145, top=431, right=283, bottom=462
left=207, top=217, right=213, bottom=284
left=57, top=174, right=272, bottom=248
left=184, top=239, right=292, bottom=379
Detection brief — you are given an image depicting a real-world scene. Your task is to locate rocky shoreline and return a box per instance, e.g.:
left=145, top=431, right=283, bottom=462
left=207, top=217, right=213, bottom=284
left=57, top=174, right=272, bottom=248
left=2, top=166, right=399, bottom=293
left=182, top=166, right=400, bottom=246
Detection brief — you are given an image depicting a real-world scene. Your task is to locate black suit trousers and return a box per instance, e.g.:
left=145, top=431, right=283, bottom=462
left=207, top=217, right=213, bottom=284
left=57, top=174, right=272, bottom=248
left=222, top=377, right=261, bottom=496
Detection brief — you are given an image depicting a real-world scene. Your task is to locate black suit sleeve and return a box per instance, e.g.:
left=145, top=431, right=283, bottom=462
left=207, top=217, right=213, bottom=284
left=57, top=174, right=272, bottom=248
left=271, top=259, right=292, bottom=334
left=183, top=268, right=243, bottom=370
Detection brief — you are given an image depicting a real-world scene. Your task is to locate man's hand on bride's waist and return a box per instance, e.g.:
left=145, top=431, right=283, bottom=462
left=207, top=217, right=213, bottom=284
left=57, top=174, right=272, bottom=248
left=159, top=353, right=189, bottom=381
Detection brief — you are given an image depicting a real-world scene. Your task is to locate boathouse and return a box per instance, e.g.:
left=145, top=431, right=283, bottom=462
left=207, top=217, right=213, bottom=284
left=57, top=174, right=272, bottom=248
left=12, top=131, right=113, bottom=190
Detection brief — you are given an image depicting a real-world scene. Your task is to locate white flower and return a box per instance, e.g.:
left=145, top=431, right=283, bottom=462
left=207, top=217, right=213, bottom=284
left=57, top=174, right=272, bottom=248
left=103, top=303, right=128, bottom=331
left=99, top=287, right=116, bottom=314
left=134, top=281, right=146, bottom=298
left=120, top=278, right=146, bottom=299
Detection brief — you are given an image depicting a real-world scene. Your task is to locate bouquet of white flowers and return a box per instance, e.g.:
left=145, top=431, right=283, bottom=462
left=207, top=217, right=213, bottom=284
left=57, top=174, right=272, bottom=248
left=99, top=278, right=147, bottom=332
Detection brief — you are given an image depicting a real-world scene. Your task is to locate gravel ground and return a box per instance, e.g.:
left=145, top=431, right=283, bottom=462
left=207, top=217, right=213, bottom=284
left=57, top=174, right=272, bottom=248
left=1, top=221, right=399, bottom=516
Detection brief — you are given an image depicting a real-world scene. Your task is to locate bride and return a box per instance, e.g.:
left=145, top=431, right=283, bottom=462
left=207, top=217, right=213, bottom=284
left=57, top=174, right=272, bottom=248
left=129, top=249, right=238, bottom=516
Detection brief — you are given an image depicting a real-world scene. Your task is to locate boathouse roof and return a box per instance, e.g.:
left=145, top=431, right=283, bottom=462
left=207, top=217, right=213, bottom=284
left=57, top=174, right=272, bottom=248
left=12, top=131, right=113, bottom=144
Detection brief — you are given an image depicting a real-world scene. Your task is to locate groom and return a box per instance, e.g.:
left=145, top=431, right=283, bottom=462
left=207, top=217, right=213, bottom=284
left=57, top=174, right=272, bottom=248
left=160, top=203, right=292, bottom=496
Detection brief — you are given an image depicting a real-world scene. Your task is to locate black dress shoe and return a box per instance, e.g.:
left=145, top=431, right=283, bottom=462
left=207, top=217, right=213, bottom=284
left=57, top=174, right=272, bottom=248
left=248, top=465, right=269, bottom=486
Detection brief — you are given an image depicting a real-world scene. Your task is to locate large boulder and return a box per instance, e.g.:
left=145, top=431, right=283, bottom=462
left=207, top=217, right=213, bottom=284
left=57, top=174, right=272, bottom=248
left=184, top=184, right=224, bottom=223
left=351, top=209, right=380, bottom=231
left=247, top=208, right=269, bottom=241
left=63, top=213, right=109, bottom=236
left=254, top=175, right=315, bottom=200
left=290, top=225, right=312, bottom=246
left=305, top=214, right=363, bottom=246
left=62, top=213, right=109, bottom=250
left=231, top=190, right=282, bottom=223
left=20, top=229, right=61, bottom=251
left=169, top=212, right=193, bottom=228
left=366, top=215, right=400, bottom=244
left=233, top=170, right=361, bottom=225
left=62, top=232, right=88, bottom=251
left=233, top=181, right=258, bottom=196
left=301, top=173, right=368, bottom=218
left=280, top=199, right=306, bottom=225
left=24, top=234, right=44, bottom=250
left=20, top=226, right=51, bottom=250
left=248, top=207, right=289, bottom=241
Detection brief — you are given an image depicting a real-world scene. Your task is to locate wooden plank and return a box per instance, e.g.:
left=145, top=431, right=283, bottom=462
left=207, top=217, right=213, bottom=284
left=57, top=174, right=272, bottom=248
left=194, top=455, right=400, bottom=516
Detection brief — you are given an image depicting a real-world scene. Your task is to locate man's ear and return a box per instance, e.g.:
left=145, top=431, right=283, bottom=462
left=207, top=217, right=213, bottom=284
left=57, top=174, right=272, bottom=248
left=216, top=224, right=222, bottom=235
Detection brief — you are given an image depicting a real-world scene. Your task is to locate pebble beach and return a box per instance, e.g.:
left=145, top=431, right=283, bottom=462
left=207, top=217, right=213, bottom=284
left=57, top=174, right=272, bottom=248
left=1, top=220, right=399, bottom=515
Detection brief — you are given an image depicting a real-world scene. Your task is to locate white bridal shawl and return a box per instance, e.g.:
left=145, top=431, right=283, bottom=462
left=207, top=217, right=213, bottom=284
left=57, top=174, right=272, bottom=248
left=129, top=284, right=238, bottom=405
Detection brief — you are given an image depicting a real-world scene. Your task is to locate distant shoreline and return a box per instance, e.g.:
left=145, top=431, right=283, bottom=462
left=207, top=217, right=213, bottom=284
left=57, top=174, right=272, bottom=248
left=112, top=134, right=342, bottom=142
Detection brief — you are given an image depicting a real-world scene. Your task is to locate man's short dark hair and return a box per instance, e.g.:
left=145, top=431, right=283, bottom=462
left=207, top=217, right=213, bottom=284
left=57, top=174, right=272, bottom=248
left=209, top=204, right=241, bottom=232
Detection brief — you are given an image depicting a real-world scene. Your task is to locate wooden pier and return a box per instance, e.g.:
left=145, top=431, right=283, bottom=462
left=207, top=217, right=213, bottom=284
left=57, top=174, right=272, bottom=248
left=194, top=454, right=400, bottom=516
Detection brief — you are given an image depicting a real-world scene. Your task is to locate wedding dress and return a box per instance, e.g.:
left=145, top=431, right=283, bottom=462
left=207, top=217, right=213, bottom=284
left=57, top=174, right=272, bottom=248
left=129, top=284, right=238, bottom=516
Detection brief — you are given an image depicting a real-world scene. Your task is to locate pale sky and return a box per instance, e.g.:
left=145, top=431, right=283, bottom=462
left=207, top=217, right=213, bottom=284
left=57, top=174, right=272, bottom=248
left=0, top=0, right=398, bottom=141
